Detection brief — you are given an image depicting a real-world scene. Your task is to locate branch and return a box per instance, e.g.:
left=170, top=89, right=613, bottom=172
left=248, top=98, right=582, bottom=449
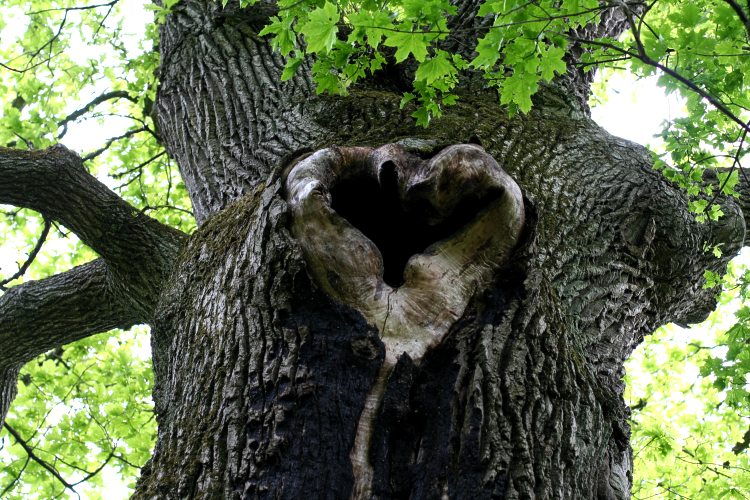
left=733, top=426, right=750, bottom=454
left=573, top=37, right=750, bottom=135
left=57, top=90, right=136, bottom=139
left=0, top=145, right=185, bottom=310
left=722, top=0, right=750, bottom=40
left=0, top=144, right=186, bottom=427
left=0, top=143, right=187, bottom=428
left=27, top=0, right=119, bottom=15
left=0, top=454, right=30, bottom=498
left=81, top=127, right=148, bottom=162
left=0, top=9, right=68, bottom=74
left=0, top=366, right=20, bottom=436
left=0, top=259, right=142, bottom=428
left=0, top=259, right=140, bottom=367
left=3, top=423, right=77, bottom=494
left=0, top=217, right=51, bottom=291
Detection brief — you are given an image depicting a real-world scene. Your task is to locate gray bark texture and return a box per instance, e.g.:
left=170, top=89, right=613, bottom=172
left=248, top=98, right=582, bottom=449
left=0, top=0, right=747, bottom=498
left=132, top=1, right=746, bottom=498
left=0, top=145, right=184, bottom=428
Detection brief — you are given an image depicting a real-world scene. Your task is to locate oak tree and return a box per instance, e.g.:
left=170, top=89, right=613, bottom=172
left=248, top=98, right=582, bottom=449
left=1, top=0, right=749, bottom=498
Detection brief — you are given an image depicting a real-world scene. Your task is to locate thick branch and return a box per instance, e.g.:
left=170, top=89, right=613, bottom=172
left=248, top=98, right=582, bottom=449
left=0, top=259, right=140, bottom=427
left=0, top=259, right=139, bottom=367
left=0, top=144, right=186, bottom=426
left=0, top=144, right=185, bottom=315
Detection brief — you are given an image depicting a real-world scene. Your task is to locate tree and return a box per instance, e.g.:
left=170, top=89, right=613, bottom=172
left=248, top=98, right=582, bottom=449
left=1, top=0, right=749, bottom=497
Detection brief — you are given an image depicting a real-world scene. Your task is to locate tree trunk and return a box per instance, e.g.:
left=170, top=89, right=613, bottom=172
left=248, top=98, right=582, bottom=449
left=121, top=1, right=747, bottom=498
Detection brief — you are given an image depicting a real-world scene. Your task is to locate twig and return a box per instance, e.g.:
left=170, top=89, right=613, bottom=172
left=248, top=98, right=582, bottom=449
left=112, top=151, right=166, bottom=178
left=58, top=91, right=136, bottom=139
left=81, top=127, right=147, bottom=162
left=141, top=204, right=194, bottom=216
left=722, top=0, right=750, bottom=40
left=27, top=0, right=119, bottom=16
left=573, top=37, right=750, bottom=135
left=0, top=217, right=51, bottom=291
left=2, top=423, right=77, bottom=494
left=0, top=455, right=30, bottom=497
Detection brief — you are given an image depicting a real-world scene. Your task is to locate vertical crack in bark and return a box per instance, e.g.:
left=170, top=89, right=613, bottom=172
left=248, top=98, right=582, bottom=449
left=143, top=34, right=748, bottom=492
left=380, top=288, right=395, bottom=336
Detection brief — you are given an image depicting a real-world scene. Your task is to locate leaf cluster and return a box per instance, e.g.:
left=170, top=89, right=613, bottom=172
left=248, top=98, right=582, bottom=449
left=253, top=0, right=595, bottom=124
left=0, top=328, right=155, bottom=499
left=626, top=256, right=750, bottom=499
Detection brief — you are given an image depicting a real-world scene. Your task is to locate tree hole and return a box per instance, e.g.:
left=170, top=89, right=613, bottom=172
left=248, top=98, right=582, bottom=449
left=330, top=171, right=500, bottom=287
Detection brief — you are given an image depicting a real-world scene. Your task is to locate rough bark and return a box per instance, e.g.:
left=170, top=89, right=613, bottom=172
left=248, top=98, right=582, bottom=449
left=1, top=0, right=747, bottom=498
left=127, top=2, right=748, bottom=497
left=138, top=89, right=744, bottom=497
left=0, top=145, right=185, bottom=316
left=0, top=145, right=185, bottom=427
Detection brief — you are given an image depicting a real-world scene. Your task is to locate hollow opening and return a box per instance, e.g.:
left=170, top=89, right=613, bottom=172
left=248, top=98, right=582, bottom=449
left=330, top=170, right=501, bottom=287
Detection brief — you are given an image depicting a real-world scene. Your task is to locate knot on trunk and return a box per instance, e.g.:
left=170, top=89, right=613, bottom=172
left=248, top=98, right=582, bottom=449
left=285, top=143, right=524, bottom=365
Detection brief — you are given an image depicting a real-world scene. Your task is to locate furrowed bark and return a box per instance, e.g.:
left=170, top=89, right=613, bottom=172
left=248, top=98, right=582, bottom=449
left=141, top=92, right=747, bottom=500
left=156, top=1, right=316, bottom=223
left=3, top=1, right=748, bottom=497
left=0, top=259, right=139, bottom=427
left=0, top=259, right=140, bottom=366
left=0, top=145, right=187, bottom=427
left=730, top=169, right=750, bottom=229
left=0, top=367, right=19, bottom=434
left=0, top=145, right=185, bottom=316
left=139, top=1, right=746, bottom=497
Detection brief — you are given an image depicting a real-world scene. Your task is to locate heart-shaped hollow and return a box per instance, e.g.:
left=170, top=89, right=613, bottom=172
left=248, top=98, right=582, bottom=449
left=330, top=160, right=502, bottom=287
left=285, top=143, right=524, bottom=364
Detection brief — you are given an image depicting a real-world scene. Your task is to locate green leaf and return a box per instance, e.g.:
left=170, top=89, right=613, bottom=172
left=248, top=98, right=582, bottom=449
left=400, top=92, right=416, bottom=108
left=311, top=58, right=347, bottom=95
left=259, top=16, right=298, bottom=55
left=478, top=0, right=511, bottom=17
left=281, top=57, right=304, bottom=81
left=472, top=30, right=503, bottom=69
left=415, top=52, right=455, bottom=84
left=681, top=3, right=703, bottom=26
left=703, top=269, right=720, bottom=288
left=709, top=204, right=725, bottom=222
left=538, top=44, right=567, bottom=81
left=717, top=169, right=739, bottom=195
left=300, top=2, right=340, bottom=54
left=500, top=71, right=539, bottom=113
left=349, top=10, right=392, bottom=48
left=384, top=28, right=430, bottom=63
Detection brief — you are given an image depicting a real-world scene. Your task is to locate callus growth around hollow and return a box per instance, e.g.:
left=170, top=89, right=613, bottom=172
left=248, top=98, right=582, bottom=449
left=285, top=142, right=525, bottom=366
left=286, top=142, right=526, bottom=498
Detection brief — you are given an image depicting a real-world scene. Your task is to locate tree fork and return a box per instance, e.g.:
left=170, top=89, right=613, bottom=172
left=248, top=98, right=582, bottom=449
left=0, top=145, right=186, bottom=427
